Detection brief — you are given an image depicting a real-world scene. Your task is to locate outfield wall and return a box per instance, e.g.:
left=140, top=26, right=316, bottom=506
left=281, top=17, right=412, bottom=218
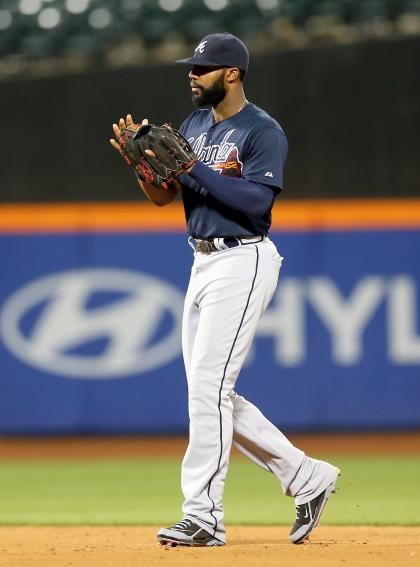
left=0, top=200, right=419, bottom=434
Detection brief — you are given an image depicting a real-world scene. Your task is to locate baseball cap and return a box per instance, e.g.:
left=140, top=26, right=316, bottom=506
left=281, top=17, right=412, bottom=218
left=175, top=32, right=249, bottom=72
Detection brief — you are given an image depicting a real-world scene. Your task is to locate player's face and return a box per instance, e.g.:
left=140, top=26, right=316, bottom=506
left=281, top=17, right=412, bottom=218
left=189, top=66, right=227, bottom=108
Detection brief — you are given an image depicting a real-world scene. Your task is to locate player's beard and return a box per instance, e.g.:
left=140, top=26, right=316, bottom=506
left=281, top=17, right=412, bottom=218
left=192, top=74, right=227, bottom=108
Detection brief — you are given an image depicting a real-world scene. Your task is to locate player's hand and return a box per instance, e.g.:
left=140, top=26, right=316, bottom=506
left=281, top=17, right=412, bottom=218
left=109, top=115, right=148, bottom=153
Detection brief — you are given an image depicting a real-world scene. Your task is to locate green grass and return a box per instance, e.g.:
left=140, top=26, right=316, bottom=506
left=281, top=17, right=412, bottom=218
left=0, top=456, right=419, bottom=526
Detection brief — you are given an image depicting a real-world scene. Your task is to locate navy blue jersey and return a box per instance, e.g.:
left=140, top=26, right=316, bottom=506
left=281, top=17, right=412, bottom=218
left=178, top=103, right=288, bottom=238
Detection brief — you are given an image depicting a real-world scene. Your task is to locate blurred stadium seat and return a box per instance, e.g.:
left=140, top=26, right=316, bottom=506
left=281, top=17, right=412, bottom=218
left=1, top=0, right=420, bottom=77
left=397, top=0, right=420, bottom=34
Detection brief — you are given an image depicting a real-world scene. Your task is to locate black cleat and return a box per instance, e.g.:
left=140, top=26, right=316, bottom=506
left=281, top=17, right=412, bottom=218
left=157, top=518, right=224, bottom=547
left=289, top=467, right=340, bottom=545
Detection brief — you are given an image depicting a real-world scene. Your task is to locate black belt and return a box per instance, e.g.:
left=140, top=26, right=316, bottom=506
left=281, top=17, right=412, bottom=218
left=193, top=235, right=265, bottom=254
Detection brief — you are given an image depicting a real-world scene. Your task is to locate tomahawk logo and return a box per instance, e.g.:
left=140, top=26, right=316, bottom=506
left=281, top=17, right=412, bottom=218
left=195, top=40, right=207, bottom=53
left=0, top=269, right=184, bottom=379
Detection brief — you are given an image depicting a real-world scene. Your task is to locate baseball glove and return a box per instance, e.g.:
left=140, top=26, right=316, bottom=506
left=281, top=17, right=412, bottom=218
left=119, top=123, right=197, bottom=189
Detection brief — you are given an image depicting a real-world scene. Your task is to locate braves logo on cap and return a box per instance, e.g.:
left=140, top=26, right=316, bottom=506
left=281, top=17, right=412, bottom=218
left=195, top=41, right=207, bottom=53
left=176, top=33, right=249, bottom=71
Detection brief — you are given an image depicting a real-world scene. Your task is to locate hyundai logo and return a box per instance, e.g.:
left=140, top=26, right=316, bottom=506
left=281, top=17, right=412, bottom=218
left=0, top=269, right=184, bottom=379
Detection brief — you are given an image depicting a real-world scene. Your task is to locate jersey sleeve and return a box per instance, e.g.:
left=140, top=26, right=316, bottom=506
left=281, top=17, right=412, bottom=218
left=241, top=126, right=288, bottom=191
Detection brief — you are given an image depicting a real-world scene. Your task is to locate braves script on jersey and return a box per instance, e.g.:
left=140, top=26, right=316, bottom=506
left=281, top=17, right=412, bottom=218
left=178, top=103, right=288, bottom=238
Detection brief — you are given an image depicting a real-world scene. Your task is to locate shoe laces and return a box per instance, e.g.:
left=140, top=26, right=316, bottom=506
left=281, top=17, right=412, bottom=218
left=172, top=519, right=194, bottom=530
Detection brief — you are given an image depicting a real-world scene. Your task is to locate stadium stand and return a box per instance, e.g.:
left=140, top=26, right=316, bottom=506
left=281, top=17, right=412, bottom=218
left=1, top=0, right=420, bottom=78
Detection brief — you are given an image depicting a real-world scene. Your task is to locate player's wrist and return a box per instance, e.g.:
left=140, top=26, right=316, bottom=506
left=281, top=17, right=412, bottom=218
left=188, top=160, right=207, bottom=178
left=182, top=159, right=198, bottom=175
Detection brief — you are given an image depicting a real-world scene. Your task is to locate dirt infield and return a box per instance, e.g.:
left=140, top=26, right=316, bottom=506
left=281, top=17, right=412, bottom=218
left=1, top=431, right=420, bottom=459
left=0, top=526, right=419, bottom=567
left=1, top=435, right=419, bottom=566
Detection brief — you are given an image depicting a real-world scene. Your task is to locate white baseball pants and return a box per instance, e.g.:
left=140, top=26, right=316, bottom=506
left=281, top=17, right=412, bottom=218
left=181, top=238, right=337, bottom=543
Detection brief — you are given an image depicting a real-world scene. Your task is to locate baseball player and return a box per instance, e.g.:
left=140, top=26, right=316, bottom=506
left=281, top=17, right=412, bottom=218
left=110, top=32, right=340, bottom=547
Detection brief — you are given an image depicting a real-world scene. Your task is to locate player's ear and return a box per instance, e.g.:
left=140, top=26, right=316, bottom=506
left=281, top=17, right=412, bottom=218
left=225, top=67, right=240, bottom=83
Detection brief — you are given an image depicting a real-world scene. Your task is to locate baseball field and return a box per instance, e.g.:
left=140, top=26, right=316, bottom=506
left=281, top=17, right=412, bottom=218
left=0, top=433, right=419, bottom=566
